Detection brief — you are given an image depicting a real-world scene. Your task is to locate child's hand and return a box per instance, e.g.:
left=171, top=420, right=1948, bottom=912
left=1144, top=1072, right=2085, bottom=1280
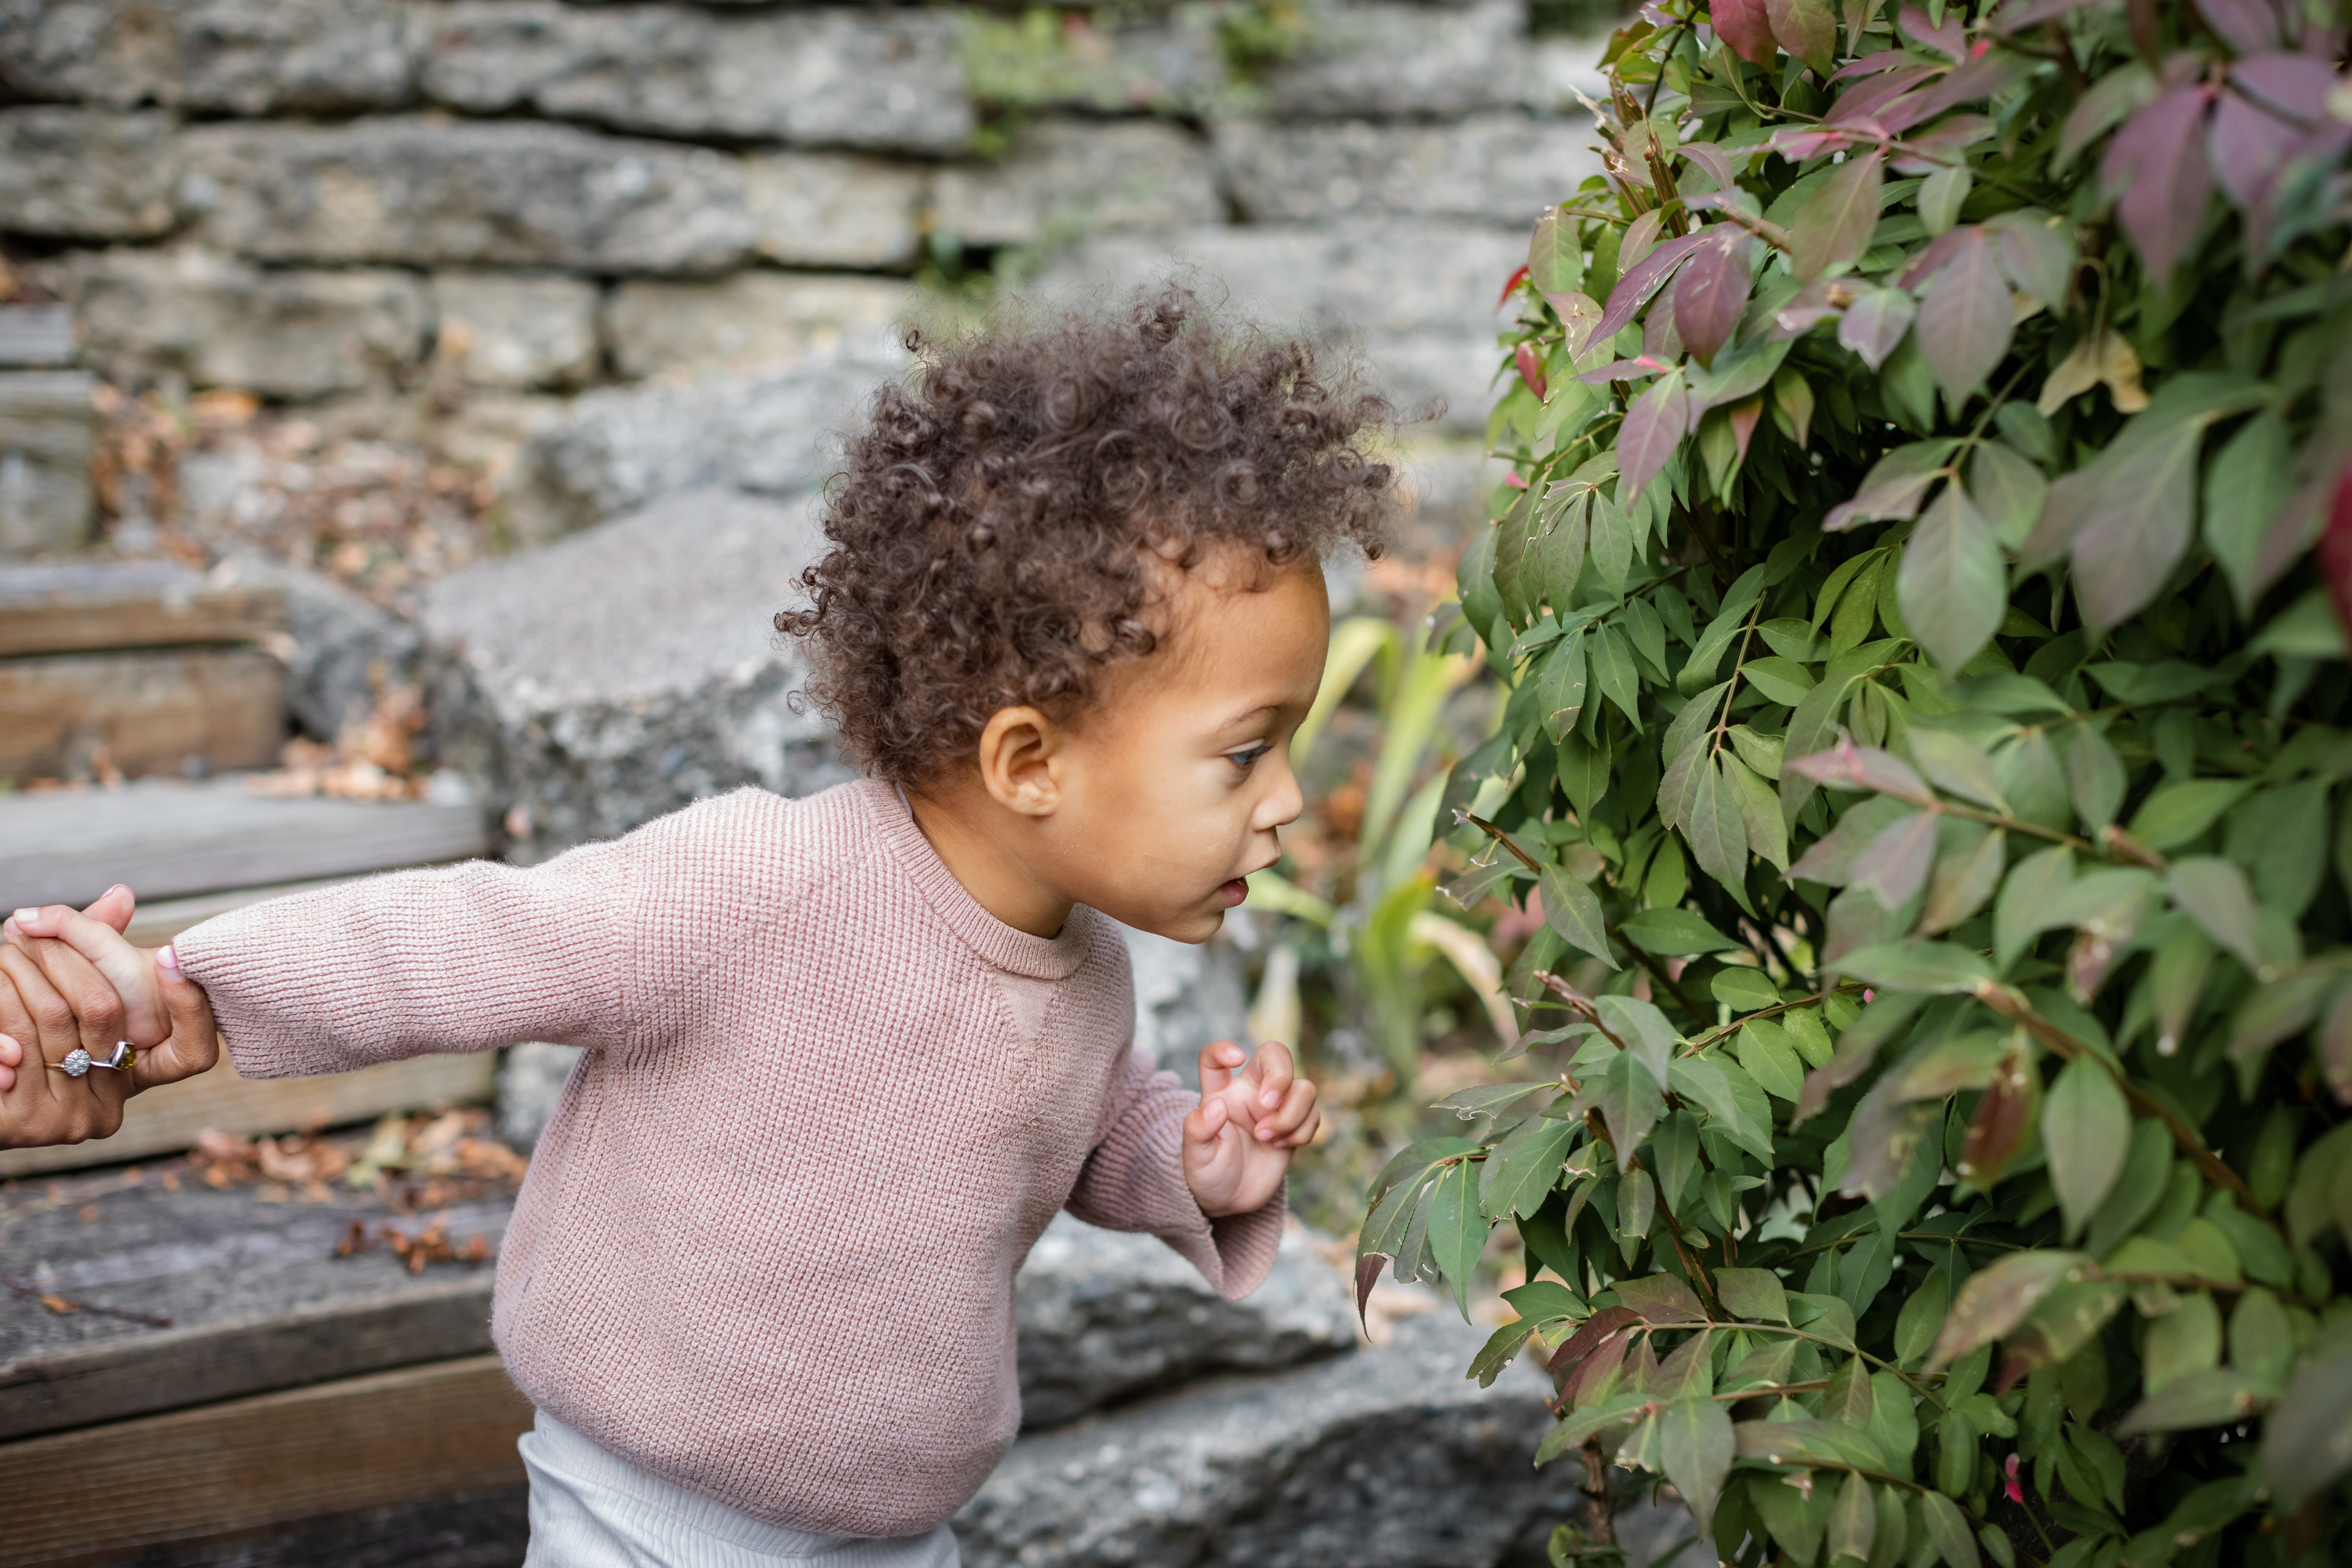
left=0, top=890, right=220, bottom=1147
left=1182, top=1039, right=1319, bottom=1218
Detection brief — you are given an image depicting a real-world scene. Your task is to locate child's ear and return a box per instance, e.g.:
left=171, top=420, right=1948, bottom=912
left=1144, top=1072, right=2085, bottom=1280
left=975, top=706, right=1063, bottom=816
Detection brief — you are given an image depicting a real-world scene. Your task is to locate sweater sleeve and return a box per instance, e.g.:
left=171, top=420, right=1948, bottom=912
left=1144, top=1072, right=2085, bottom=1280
left=171, top=830, right=637, bottom=1081
left=1063, top=1046, right=1285, bottom=1301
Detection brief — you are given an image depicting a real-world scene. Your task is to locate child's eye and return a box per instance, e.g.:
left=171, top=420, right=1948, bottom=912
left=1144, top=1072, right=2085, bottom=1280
left=1227, top=743, right=1273, bottom=772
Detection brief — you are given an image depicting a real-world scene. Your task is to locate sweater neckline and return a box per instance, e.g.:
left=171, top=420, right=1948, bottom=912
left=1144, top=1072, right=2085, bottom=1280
left=854, top=778, right=1092, bottom=980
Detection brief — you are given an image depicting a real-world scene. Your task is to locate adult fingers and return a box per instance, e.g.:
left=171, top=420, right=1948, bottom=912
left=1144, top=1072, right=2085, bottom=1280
left=15, top=936, right=135, bottom=1062
left=2, top=903, right=165, bottom=1044
left=0, top=948, right=125, bottom=1145
left=1196, top=1040, right=1246, bottom=1096
left=132, top=948, right=221, bottom=1093
left=1248, top=1040, right=1295, bottom=1112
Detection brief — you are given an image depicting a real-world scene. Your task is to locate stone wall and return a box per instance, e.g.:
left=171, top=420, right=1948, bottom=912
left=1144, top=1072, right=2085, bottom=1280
left=1, top=0, right=1601, bottom=452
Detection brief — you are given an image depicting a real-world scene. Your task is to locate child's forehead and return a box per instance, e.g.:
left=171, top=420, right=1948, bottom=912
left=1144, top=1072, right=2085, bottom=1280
left=1111, top=549, right=1329, bottom=702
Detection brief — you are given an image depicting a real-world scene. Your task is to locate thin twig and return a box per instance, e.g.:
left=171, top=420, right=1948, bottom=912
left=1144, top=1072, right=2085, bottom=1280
left=1, top=1276, right=173, bottom=1328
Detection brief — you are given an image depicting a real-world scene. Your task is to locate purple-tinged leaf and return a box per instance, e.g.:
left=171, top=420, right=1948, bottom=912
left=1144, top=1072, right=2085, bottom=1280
left=1898, top=2, right=1966, bottom=57
left=1773, top=277, right=1852, bottom=337
left=1774, top=367, right=1815, bottom=447
left=1728, top=397, right=1764, bottom=466
left=1768, top=0, right=1838, bottom=75
left=1678, top=141, right=1740, bottom=194
left=2104, top=86, right=2218, bottom=286
left=1997, top=0, right=2114, bottom=24
left=1898, top=481, right=2005, bottom=669
left=2232, top=52, right=2338, bottom=123
left=1915, top=228, right=2013, bottom=404
left=1828, top=65, right=1942, bottom=124
left=1768, top=127, right=1852, bottom=162
left=1551, top=291, right=1606, bottom=359
left=1642, top=300, right=1686, bottom=360
left=1672, top=233, right=1754, bottom=367
left=1618, top=209, right=1665, bottom=275
left=1715, top=0, right=1779, bottom=65
left=1892, top=114, right=1995, bottom=174
left=2058, top=60, right=2157, bottom=169
left=1837, top=285, right=1916, bottom=370
left=1832, top=47, right=1917, bottom=82
left=1823, top=439, right=1956, bottom=530
left=1616, top=1273, right=1708, bottom=1324
left=2196, top=0, right=2284, bottom=54
left=1618, top=370, right=1692, bottom=504
left=2070, top=422, right=2202, bottom=629
left=1895, top=224, right=1976, bottom=289
left=1911, top=50, right=2035, bottom=120
left=2249, top=460, right=2337, bottom=602
left=2210, top=88, right=2304, bottom=222
left=1577, top=355, right=1677, bottom=384
left=1793, top=148, right=1886, bottom=282
left=1929, top=1251, right=2090, bottom=1370
left=1988, top=212, right=2077, bottom=310
left=1545, top=1305, right=1643, bottom=1375
left=1592, top=231, right=1711, bottom=343
left=1787, top=738, right=1932, bottom=799
left=1851, top=809, right=1940, bottom=908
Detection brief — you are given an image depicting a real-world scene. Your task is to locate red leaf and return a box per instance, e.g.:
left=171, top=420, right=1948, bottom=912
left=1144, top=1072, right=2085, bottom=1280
left=1357, top=1254, right=1388, bottom=1318
left=2232, top=53, right=2337, bottom=123
left=1895, top=224, right=1975, bottom=290
left=1898, top=2, right=1967, bottom=57
left=2318, top=460, right=2352, bottom=647
left=1497, top=263, right=1531, bottom=309
left=1715, top=0, right=1779, bottom=65
left=2210, top=88, right=2304, bottom=214
left=1958, top=1040, right=2037, bottom=1185
left=2103, top=87, right=2217, bottom=285
left=1730, top=397, right=1765, bottom=466
left=1914, top=228, right=2013, bottom=404
left=1516, top=341, right=1549, bottom=401
left=1671, top=233, right=1755, bottom=366
left=1773, top=277, right=1850, bottom=337
left=1837, top=284, right=1916, bottom=370
left=1830, top=48, right=1915, bottom=83
left=1546, top=1305, right=1644, bottom=1374
left=1577, top=355, right=1677, bottom=384
left=1768, top=128, right=1851, bottom=162
left=1678, top=142, right=1741, bottom=194
left=1793, top=148, right=1886, bottom=283
left=1592, top=231, right=1712, bottom=343
left=2195, top=0, right=2284, bottom=54
left=1828, top=65, right=1941, bottom=125
left=1619, top=372, right=1692, bottom=503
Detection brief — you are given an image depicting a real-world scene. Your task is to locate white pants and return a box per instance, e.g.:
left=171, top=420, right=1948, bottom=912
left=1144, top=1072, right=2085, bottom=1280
left=519, top=1411, right=964, bottom=1568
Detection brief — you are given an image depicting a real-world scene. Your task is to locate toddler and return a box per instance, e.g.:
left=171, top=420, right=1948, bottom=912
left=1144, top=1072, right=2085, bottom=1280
left=0, top=290, right=1395, bottom=1568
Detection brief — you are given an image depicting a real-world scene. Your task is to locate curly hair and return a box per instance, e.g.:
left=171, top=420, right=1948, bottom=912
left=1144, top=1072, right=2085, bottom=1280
left=776, top=287, right=1397, bottom=784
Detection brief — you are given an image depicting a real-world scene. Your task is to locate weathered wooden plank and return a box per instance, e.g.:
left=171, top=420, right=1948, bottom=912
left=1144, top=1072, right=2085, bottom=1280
left=0, top=560, right=289, bottom=658
left=0, top=370, right=94, bottom=557
left=118, top=1487, right=528, bottom=1568
left=0, top=647, right=287, bottom=782
left=0, top=1355, right=534, bottom=1568
left=0, top=1052, right=498, bottom=1180
left=0, top=1175, right=513, bottom=1436
left=0, top=776, right=492, bottom=908
left=0, top=307, right=75, bottom=370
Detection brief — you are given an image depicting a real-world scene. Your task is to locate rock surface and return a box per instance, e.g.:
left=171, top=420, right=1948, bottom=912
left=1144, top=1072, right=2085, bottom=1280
left=0, top=0, right=417, bottom=115
left=932, top=119, right=1224, bottom=249
left=1214, top=114, right=1600, bottom=227
left=416, top=1, right=972, bottom=154
left=601, top=275, right=914, bottom=381
left=956, top=1311, right=1589, bottom=1568
left=431, top=272, right=601, bottom=391
left=1258, top=0, right=1528, bottom=119
left=1117, top=924, right=1251, bottom=1088
left=72, top=249, right=429, bottom=398
left=497, top=1039, right=583, bottom=1150
left=746, top=152, right=927, bottom=270
left=214, top=550, right=424, bottom=739
left=421, top=487, right=850, bottom=854
left=178, top=118, right=758, bottom=273
left=508, top=344, right=904, bottom=542
left=1016, top=1215, right=1356, bottom=1429
left=0, top=107, right=179, bottom=239
left=1038, top=223, right=1526, bottom=433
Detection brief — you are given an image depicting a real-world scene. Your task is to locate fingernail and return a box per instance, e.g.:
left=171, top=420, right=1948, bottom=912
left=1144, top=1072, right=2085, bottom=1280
left=0, top=1031, right=17, bottom=1059
left=157, top=946, right=180, bottom=980
left=1262, top=1090, right=1280, bottom=1108
left=10, top=909, right=33, bottom=927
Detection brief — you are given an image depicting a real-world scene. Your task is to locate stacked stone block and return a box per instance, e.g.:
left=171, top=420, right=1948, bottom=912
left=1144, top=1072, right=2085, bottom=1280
left=0, top=0, right=1602, bottom=437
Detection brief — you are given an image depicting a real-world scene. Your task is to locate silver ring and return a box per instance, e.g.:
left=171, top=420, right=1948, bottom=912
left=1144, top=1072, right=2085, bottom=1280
left=45, top=1043, right=132, bottom=1078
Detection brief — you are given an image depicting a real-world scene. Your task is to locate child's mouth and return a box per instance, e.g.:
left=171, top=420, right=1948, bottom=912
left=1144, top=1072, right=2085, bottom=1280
left=1219, top=879, right=1249, bottom=907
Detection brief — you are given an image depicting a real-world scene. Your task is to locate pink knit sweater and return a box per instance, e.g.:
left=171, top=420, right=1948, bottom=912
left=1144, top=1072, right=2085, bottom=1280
left=172, top=778, right=1284, bottom=1536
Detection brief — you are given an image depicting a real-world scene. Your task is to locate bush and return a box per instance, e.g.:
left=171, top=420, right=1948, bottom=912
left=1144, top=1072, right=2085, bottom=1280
left=1353, top=2, right=2352, bottom=1564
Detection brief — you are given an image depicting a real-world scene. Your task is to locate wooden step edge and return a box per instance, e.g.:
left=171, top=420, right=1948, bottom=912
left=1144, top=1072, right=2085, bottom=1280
left=0, top=1274, right=496, bottom=1442
left=0, top=1354, right=533, bottom=1568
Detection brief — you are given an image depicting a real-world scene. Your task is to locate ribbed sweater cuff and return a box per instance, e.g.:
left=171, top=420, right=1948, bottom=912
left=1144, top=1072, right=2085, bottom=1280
left=1076, top=1097, right=1285, bottom=1300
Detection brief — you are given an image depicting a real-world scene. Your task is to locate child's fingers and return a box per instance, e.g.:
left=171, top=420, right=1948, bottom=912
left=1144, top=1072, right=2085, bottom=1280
left=1247, top=1040, right=1295, bottom=1112
left=1196, top=1040, right=1246, bottom=1096
left=81, top=884, right=136, bottom=936
left=133, top=950, right=221, bottom=1093
left=4, top=903, right=166, bottom=1044
left=1256, top=1078, right=1318, bottom=1142
left=1184, top=1094, right=1231, bottom=1146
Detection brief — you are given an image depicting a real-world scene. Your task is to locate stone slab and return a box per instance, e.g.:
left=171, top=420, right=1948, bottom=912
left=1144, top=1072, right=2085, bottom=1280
left=207, top=553, right=425, bottom=739
left=746, top=152, right=927, bottom=270
left=933, top=119, right=1224, bottom=250
left=1215, top=113, right=1602, bottom=229
left=73, top=249, right=430, bottom=399
left=0, top=558, right=285, bottom=659
left=0, top=0, right=416, bottom=115
left=0, top=370, right=95, bottom=556
left=421, top=488, right=850, bottom=853
left=0, top=107, right=179, bottom=241
left=602, top=273, right=914, bottom=381
left=955, top=1311, right=1589, bottom=1568
left=1015, top=1214, right=1353, bottom=1428
left=509, top=343, right=903, bottom=540
left=0, top=307, right=74, bottom=370
left=417, top=1, right=973, bottom=155
left=179, top=118, right=757, bottom=274
left=430, top=272, right=601, bottom=392
left=1259, top=0, right=1528, bottom=119
left=1037, top=223, right=1527, bottom=433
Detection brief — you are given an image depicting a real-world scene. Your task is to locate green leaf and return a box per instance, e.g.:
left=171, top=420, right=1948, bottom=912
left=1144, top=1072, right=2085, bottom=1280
left=1744, top=654, right=1817, bottom=706
left=2261, top=1350, right=2352, bottom=1509
left=1618, top=1164, right=1656, bottom=1251
left=1969, top=440, right=2048, bottom=550
left=1995, top=846, right=2075, bottom=969
left=2128, top=780, right=2252, bottom=853
left=2044, top=1059, right=2130, bottom=1241
left=1540, top=863, right=1617, bottom=968
left=1672, top=1053, right=1775, bottom=1162
left=1712, top=966, right=1782, bottom=1012
left=1428, top=1159, right=1487, bottom=1318
left=1919, top=1491, right=1980, bottom=1568
left=1794, top=147, right=1886, bottom=283
left=2164, top=857, right=2264, bottom=971
left=1595, top=996, right=1678, bottom=1084
left=1899, top=482, right=2006, bottom=671
left=2063, top=725, right=2125, bottom=833
left=1591, top=621, right=1641, bottom=723
left=1922, top=819, right=2005, bottom=935
left=1930, top=1251, right=2090, bottom=1370
left=1527, top=204, right=1584, bottom=296
left=2117, top=1368, right=2268, bottom=1436
left=1724, top=751, right=1790, bottom=872
left=1896, top=1268, right=1951, bottom=1367
left=1467, top=1316, right=1537, bottom=1388
left=1479, top=1110, right=1581, bottom=1221
left=1597, top=1049, right=1665, bottom=1158
left=1433, top=1081, right=1557, bottom=1119
left=1620, top=906, right=1741, bottom=955
left=1736, top=1019, right=1806, bottom=1103
left=2204, top=409, right=2292, bottom=615
left=1715, top=1266, right=1790, bottom=1323
left=1830, top=942, right=1994, bottom=994
left=1684, top=752, right=1753, bottom=903
left=2067, top=423, right=2203, bottom=631
left=1915, top=230, right=2013, bottom=408
left=1537, top=628, right=1590, bottom=742
left=1659, top=1395, right=1737, bottom=1534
